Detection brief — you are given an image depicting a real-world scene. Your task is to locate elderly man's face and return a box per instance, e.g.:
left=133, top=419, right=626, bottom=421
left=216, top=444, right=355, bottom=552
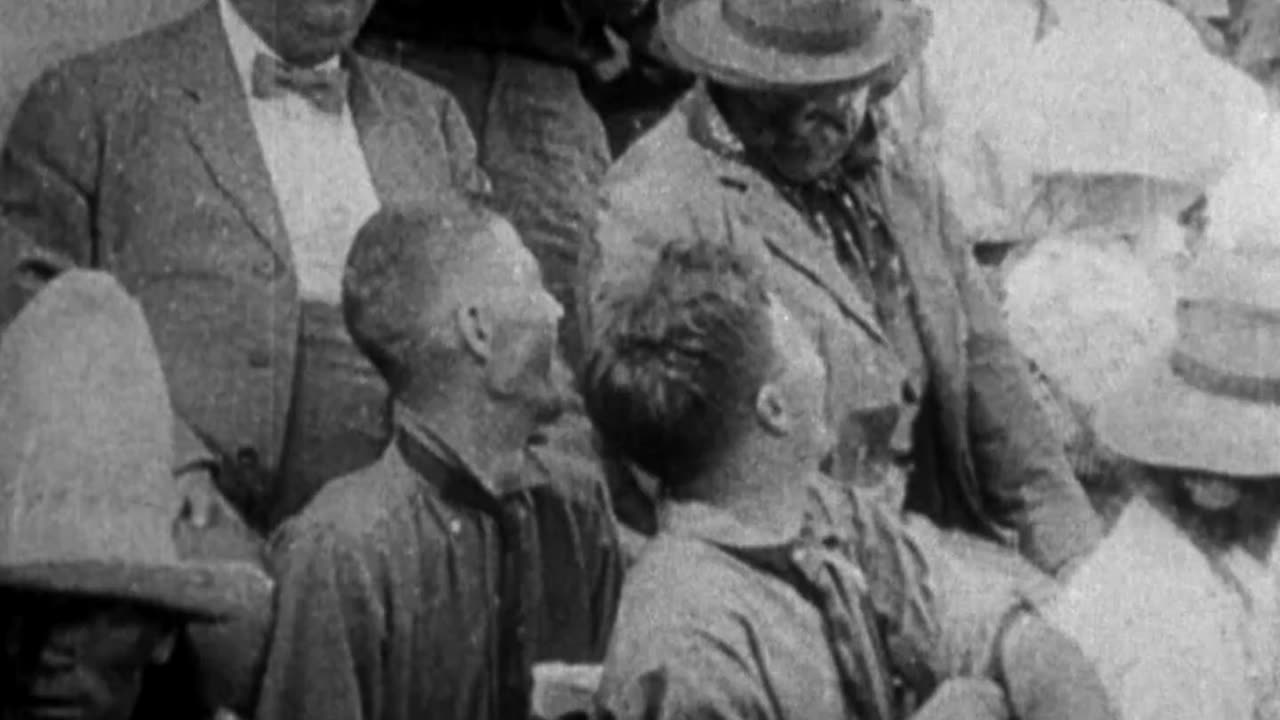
left=0, top=593, right=177, bottom=720
left=232, top=0, right=375, bottom=66
left=469, top=219, right=568, bottom=426
left=716, top=83, right=872, bottom=183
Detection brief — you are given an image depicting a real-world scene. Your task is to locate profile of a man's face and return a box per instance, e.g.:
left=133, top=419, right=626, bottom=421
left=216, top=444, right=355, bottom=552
left=462, top=218, right=567, bottom=424
left=761, top=298, right=835, bottom=466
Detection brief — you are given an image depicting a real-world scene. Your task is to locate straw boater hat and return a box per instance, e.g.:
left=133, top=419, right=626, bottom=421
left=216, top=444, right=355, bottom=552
left=0, top=270, right=271, bottom=619
left=659, top=0, right=932, bottom=90
left=1096, top=250, right=1280, bottom=479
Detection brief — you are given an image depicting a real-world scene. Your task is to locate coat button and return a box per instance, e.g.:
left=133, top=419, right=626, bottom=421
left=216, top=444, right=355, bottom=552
left=247, top=348, right=272, bottom=368
left=252, top=259, right=276, bottom=279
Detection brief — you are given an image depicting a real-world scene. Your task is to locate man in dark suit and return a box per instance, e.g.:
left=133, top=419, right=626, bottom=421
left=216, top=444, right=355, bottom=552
left=0, top=0, right=487, bottom=532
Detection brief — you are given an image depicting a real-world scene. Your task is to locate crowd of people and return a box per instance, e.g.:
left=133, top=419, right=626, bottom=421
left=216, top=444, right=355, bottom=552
left=0, top=0, right=1278, bottom=718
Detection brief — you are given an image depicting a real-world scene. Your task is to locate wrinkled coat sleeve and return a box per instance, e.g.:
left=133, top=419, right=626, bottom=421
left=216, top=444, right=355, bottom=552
left=0, top=66, right=219, bottom=475
left=996, top=613, right=1119, bottom=720
left=256, top=521, right=388, bottom=720
left=824, top=481, right=1115, bottom=720
left=940, top=196, right=1102, bottom=575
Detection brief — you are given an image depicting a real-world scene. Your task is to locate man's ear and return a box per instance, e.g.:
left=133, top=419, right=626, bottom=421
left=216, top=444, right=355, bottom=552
left=755, top=382, right=791, bottom=437
left=457, top=303, right=494, bottom=362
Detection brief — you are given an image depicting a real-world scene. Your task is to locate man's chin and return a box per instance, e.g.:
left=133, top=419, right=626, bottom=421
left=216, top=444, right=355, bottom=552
left=770, top=157, right=844, bottom=184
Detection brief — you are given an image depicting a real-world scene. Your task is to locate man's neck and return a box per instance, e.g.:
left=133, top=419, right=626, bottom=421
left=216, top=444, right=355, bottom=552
left=395, top=397, right=527, bottom=489
left=691, top=451, right=809, bottom=541
left=225, top=0, right=339, bottom=68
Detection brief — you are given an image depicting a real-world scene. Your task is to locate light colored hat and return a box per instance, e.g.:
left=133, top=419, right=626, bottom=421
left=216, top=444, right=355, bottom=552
left=0, top=270, right=270, bottom=619
left=658, top=0, right=932, bottom=90
left=981, top=2, right=1269, bottom=188
left=1096, top=250, right=1280, bottom=478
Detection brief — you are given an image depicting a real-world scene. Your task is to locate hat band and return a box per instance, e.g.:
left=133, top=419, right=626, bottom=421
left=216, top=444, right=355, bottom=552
left=721, top=0, right=881, bottom=55
left=1171, top=348, right=1280, bottom=406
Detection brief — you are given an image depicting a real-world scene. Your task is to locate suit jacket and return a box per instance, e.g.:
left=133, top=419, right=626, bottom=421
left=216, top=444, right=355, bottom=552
left=582, top=85, right=1101, bottom=575
left=0, top=2, right=486, bottom=504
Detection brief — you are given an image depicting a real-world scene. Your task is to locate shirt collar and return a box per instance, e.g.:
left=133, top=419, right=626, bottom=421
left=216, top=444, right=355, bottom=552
left=659, top=479, right=859, bottom=586
left=217, top=0, right=341, bottom=99
left=659, top=472, right=844, bottom=552
left=660, top=500, right=801, bottom=551
left=392, top=402, right=545, bottom=500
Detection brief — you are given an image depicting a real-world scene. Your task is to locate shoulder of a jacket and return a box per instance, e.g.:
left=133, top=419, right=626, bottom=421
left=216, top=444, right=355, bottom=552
left=278, top=460, right=420, bottom=551
left=32, top=16, right=203, bottom=112
left=353, top=54, right=455, bottom=112
left=606, top=128, right=733, bottom=228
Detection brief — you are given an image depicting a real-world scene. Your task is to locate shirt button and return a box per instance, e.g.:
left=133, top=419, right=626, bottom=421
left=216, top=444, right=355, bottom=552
left=236, top=447, right=260, bottom=469
left=247, top=348, right=272, bottom=368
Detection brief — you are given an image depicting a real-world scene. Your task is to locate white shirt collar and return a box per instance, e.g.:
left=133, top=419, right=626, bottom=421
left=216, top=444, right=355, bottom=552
left=217, top=0, right=341, bottom=98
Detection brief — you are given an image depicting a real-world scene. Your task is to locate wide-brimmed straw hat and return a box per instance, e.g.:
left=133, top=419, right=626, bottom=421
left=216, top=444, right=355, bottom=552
left=1096, top=250, right=1280, bottom=479
left=659, top=0, right=933, bottom=90
left=0, top=270, right=271, bottom=620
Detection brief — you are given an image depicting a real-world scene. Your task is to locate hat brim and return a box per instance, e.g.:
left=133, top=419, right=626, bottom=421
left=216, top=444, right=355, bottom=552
left=660, top=0, right=932, bottom=90
left=0, top=558, right=272, bottom=622
left=1095, top=356, right=1280, bottom=478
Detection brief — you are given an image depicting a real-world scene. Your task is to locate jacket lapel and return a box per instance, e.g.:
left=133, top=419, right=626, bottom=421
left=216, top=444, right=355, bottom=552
left=877, top=158, right=969, bottom=439
left=347, top=58, right=438, bottom=207
left=175, top=2, right=291, bottom=264
left=737, top=175, right=886, bottom=344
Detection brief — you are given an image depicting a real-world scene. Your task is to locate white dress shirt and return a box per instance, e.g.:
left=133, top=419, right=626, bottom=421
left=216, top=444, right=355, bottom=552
left=1046, top=497, right=1280, bottom=720
left=218, top=0, right=380, bottom=303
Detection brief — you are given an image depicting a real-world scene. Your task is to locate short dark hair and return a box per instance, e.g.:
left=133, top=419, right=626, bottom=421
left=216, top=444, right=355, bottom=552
left=583, top=239, right=775, bottom=491
left=343, top=200, right=501, bottom=391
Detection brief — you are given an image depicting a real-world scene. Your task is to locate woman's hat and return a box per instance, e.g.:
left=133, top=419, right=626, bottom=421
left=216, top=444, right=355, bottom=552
left=658, top=0, right=932, bottom=90
left=0, top=270, right=271, bottom=619
left=1096, top=250, right=1280, bottom=478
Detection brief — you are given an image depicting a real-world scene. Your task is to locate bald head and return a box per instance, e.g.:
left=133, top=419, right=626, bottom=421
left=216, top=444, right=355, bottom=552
left=343, top=201, right=509, bottom=391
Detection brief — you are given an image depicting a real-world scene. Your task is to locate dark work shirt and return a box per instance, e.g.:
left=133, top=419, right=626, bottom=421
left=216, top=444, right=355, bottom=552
left=256, top=406, right=622, bottom=720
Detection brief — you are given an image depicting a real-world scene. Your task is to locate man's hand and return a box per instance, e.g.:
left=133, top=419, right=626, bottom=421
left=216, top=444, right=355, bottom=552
left=912, top=678, right=1010, bottom=720
left=999, top=613, right=1119, bottom=720
left=176, top=466, right=237, bottom=529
